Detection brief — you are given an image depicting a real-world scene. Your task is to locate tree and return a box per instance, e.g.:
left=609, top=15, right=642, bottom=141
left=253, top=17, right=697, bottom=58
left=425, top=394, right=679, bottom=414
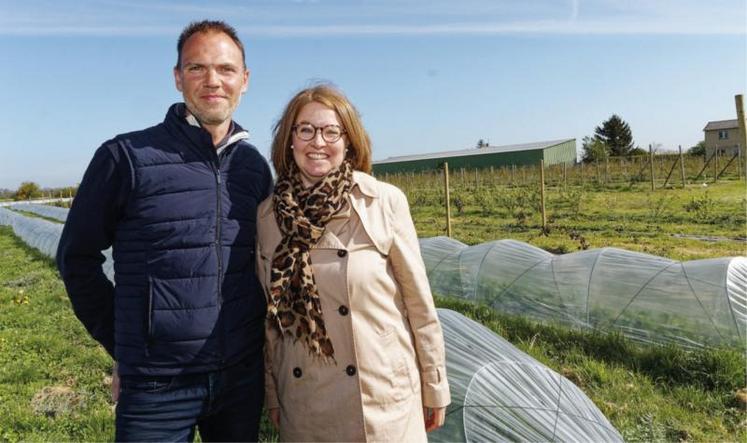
left=687, top=140, right=706, bottom=156
left=594, top=114, right=635, bottom=157
left=14, top=182, right=41, bottom=201
left=581, top=136, right=608, bottom=163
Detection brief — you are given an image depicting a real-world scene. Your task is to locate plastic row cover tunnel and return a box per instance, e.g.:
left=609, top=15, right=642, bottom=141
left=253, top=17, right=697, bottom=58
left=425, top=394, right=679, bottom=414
left=420, top=237, right=746, bottom=349
left=9, top=203, right=69, bottom=222
left=0, top=206, right=113, bottom=281
left=430, top=308, right=623, bottom=443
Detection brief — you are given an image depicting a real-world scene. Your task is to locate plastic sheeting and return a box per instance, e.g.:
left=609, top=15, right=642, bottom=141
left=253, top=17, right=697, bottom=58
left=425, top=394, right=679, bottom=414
left=421, top=237, right=747, bottom=349
left=10, top=203, right=69, bottom=222
left=430, top=308, right=623, bottom=443
left=0, top=207, right=113, bottom=281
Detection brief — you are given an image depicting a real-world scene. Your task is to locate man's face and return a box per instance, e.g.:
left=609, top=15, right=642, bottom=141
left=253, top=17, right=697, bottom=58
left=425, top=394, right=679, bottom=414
left=174, top=31, right=249, bottom=127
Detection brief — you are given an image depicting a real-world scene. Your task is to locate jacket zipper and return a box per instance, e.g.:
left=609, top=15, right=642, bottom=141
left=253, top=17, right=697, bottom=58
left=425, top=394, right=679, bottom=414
left=145, top=277, right=154, bottom=356
left=213, top=151, right=225, bottom=364
left=213, top=162, right=223, bottom=303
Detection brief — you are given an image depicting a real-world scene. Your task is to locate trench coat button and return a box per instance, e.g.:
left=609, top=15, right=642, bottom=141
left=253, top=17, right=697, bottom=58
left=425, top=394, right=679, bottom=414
left=346, top=365, right=357, bottom=376
left=338, top=305, right=349, bottom=316
left=337, top=249, right=347, bottom=257
left=293, top=367, right=302, bottom=378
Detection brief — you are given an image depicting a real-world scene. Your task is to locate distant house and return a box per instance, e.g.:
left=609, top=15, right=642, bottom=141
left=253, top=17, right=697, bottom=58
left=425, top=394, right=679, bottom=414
left=703, top=119, right=743, bottom=158
left=372, top=138, right=576, bottom=174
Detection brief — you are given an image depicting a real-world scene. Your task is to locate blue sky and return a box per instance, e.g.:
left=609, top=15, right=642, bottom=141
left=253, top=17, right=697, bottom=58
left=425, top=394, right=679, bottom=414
left=1, top=0, right=745, bottom=189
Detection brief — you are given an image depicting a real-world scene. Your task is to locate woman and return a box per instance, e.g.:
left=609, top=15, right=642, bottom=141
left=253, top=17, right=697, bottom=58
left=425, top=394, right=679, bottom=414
left=256, top=84, right=450, bottom=442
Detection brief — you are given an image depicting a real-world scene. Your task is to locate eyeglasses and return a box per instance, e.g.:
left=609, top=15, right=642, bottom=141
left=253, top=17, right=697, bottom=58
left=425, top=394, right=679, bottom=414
left=292, top=123, right=346, bottom=143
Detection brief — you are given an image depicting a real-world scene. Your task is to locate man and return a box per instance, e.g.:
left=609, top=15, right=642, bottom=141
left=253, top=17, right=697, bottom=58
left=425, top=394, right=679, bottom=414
left=57, top=20, right=272, bottom=441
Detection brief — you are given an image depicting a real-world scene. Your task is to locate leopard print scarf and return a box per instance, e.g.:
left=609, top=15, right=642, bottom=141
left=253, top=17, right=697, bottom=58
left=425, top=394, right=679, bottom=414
left=268, top=161, right=353, bottom=361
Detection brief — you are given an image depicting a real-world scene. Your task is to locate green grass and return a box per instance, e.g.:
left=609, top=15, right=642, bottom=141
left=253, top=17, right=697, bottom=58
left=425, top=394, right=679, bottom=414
left=400, top=180, right=746, bottom=260
left=0, top=227, right=113, bottom=441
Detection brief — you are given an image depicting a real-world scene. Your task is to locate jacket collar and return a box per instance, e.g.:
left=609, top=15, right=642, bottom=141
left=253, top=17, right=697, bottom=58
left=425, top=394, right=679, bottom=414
left=165, top=103, right=249, bottom=157
left=351, top=170, right=379, bottom=199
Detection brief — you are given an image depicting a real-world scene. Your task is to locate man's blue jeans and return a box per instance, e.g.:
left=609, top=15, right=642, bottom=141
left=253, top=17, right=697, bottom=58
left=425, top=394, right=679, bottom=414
left=115, top=356, right=264, bottom=442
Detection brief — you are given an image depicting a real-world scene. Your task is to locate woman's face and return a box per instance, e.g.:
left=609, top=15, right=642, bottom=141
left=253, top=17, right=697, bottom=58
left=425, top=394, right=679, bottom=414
left=291, top=101, right=347, bottom=188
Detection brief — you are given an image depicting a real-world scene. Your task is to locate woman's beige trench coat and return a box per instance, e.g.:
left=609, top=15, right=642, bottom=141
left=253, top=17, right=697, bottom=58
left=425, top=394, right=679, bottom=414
left=256, top=171, right=450, bottom=442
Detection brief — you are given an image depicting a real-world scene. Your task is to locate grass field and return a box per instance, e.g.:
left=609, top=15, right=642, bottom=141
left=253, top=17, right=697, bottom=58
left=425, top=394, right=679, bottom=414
left=0, top=228, right=112, bottom=441
left=1, top=224, right=745, bottom=441
left=395, top=179, right=746, bottom=261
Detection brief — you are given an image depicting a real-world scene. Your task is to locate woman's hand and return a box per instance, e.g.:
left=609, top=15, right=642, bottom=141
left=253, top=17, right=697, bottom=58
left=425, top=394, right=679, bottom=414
left=423, top=406, right=446, bottom=432
left=268, top=408, right=280, bottom=429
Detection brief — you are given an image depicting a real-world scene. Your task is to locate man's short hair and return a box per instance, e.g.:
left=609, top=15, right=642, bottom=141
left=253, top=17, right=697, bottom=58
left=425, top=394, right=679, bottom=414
left=176, top=20, right=246, bottom=69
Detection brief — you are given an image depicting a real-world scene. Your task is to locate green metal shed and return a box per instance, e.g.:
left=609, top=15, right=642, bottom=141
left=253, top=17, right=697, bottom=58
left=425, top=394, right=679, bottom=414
left=372, top=138, right=576, bottom=174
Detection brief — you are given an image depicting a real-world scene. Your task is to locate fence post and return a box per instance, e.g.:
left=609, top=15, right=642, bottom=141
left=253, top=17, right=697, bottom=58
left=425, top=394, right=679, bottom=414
left=539, top=160, right=547, bottom=233
left=563, top=162, right=567, bottom=189
left=474, top=168, right=479, bottom=190
left=604, top=154, right=609, bottom=186
left=443, top=162, right=452, bottom=238
left=649, top=144, right=655, bottom=191
left=679, top=145, right=686, bottom=188
left=714, top=150, right=719, bottom=181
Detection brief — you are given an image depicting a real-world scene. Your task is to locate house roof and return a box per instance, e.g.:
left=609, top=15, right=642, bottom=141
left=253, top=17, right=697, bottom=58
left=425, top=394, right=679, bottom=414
left=703, top=119, right=739, bottom=131
left=373, top=138, right=574, bottom=165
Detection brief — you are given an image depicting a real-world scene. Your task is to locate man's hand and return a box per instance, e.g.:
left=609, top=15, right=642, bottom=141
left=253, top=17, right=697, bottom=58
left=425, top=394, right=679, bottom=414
left=424, top=406, right=446, bottom=432
left=111, top=361, right=120, bottom=403
left=268, top=408, right=280, bottom=429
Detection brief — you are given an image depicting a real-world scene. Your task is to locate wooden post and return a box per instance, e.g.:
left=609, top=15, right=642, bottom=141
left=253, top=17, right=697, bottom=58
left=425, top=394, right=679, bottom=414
left=604, top=155, right=609, bottom=186
left=736, top=95, right=747, bottom=179
left=539, top=160, right=547, bottom=233
left=694, top=153, right=715, bottom=182
left=443, top=162, right=452, bottom=238
left=595, top=158, right=600, bottom=184
left=679, top=145, right=686, bottom=188
left=563, top=162, right=567, bottom=189
left=474, top=168, right=479, bottom=190
left=649, top=144, right=655, bottom=191
left=511, top=165, right=516, bottom=187
left=580, top=161, right=585, bottom=186
left=715, top=152, right=740, bottom=180
left=738, top=147, right=743, bottom=180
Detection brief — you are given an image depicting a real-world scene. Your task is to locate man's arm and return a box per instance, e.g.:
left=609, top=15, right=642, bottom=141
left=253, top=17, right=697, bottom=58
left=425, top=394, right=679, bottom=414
left=56, top=142, right=128, bottom=358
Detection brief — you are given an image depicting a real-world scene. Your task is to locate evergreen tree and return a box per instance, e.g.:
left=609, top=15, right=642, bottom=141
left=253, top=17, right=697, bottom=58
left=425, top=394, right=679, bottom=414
left=687, top=140, right=706, bottom=156
left=594, top=114, right=635, bottom=157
